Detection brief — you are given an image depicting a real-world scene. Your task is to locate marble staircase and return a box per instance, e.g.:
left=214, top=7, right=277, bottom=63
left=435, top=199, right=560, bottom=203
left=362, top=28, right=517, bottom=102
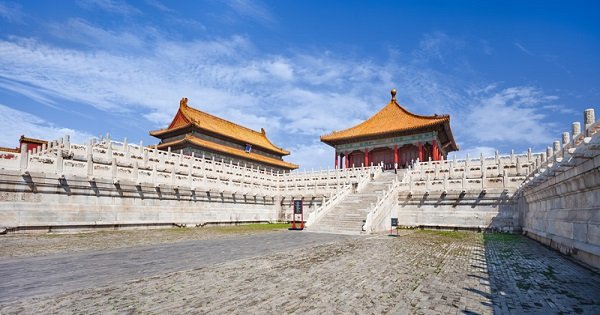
left=307, top=171, right=399, bottom=234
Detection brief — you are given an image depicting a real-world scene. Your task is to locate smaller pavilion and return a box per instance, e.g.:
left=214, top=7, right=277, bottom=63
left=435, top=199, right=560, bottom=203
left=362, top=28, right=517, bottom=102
left=0, top=135, right=48, bottom=155
left=320, top=89, right=458, bottom=169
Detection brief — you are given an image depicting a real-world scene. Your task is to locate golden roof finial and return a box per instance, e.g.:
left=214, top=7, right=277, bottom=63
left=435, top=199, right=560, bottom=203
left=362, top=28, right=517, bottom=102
left=180, top=97, right=188, bottom=107
left=391, top=89, right=397, bottom=101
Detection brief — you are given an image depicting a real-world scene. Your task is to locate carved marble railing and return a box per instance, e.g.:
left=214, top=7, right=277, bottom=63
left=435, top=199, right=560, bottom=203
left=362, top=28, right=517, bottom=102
left=413, top=151, right=536, bottom=179
left=0, top=134, right=379, bottom=198
left=277, top=167, right=373, bottom=196
left=403, top=151, right=537, bottom=194
left=363, top=173, right=404, bottom=233
left=305, top=167, right=380, bottom=227
left=519, top=108, right=599, bottom=191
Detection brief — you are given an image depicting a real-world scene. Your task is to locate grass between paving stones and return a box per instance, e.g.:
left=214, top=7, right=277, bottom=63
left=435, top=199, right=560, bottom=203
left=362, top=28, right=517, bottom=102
left=483, top=232, right=521, bottom=243
left=65, top=222, right=289, bottom=237
left=414, top=229, right=474, bottom=240
left=0, top=222, right=291, bottom=259
left=195, top=222, right=291, bottom=233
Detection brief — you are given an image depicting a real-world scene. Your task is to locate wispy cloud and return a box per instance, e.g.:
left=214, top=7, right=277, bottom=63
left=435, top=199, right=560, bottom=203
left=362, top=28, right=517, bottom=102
left=0, top=1, right=25, bottom=23
left=49, top=18, right=147, bottom=51
left=514, top=42, right=534, bottom=56
left=144, top=0, right=172, bottom=13
left=452, top=146, right=497, bottom=160
left=287, top=141, right=335, bottom=171
left=0, top=76, right=60, bottom=109
left=77, top=0, right=142, bottom=16
left=481, top=40, right=493, bottom=55
left=543, top=54, right=573, bottom=76
left=0, top=28, right=495, bottom=167
left=0, top=104, right=94, bottom=147
left=224, top=0, right=275, bottom=26
left=463, top=86, right=556, bottom=146
left=0, top=22, right=565, bottom=168
left=414, top=32, right=464, bottom=64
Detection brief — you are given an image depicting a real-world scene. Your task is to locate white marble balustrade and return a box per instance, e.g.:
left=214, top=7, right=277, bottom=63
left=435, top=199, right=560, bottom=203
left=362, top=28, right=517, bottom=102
left=0, top=134, right=378, bottom=198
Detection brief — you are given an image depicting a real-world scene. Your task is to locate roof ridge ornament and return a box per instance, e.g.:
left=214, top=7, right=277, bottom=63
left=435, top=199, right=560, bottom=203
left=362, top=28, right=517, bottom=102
left=391, top=89, right=397, bottom=101
left=180, top=97, right=188, bottom=107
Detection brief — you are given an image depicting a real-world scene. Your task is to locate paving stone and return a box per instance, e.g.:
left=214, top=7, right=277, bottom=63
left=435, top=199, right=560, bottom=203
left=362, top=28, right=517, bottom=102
left=0, top=230, right=598, bottom=314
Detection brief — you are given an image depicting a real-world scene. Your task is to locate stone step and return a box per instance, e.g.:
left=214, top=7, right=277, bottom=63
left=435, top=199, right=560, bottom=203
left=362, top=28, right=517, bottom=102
left=319, top=217, right=367, bottom=222
left=309, top=172, right=399, bottom=234
left=326, top=210, right=371, bottom=214
left=315, top=224, right=364, bottom=229
left=320, top=216, right=369, bottom=221
left=319, top=218, right=369, bottom=223
left=310, top=219, right=363, bottom=225
left=322, top=217, right=369, bottom=221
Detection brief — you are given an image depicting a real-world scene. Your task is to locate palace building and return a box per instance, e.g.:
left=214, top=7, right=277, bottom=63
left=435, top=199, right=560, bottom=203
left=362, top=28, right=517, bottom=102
left=321, top=89, right=458, bottom=169
left=150, top=98, right=298, bottom=172
left=0, top=135, right=48, bottom=156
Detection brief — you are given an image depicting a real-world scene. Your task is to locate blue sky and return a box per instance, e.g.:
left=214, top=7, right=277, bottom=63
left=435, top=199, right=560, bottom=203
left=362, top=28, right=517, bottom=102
left=0, top=0, right=598, bottom=170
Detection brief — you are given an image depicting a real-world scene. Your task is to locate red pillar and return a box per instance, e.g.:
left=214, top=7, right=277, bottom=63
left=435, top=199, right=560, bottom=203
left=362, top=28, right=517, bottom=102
left=432, top=140, right=438, bottom=161
left=364, top=148, right=369, bottom=167
left=345, top=152, right=349, bottom=169
left=418, top=142, right=424, bottom=162
left=393, top=145, right=399, bottom=168
left=335, top=153, right=338, bottom=169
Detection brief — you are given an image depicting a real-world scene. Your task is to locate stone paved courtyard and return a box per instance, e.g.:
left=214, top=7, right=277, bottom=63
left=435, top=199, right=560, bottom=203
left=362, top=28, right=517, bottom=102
left=0, top=228, right=598, bottom=314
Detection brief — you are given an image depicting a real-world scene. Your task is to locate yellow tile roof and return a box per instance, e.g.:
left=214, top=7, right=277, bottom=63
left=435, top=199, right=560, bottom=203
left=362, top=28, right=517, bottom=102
left=0, top=146, right=19, bottom=153
left=321, top=96, right=450, bottom=144
left=150, top=98, right=290, bottom=155
left=19, top=135, right=47, bottom=145
left=158, top=134, right=298, bottom=170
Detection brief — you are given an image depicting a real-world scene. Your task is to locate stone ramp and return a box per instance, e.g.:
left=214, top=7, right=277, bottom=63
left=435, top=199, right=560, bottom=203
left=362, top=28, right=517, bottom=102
left=306, top=171, right=399, bottom=234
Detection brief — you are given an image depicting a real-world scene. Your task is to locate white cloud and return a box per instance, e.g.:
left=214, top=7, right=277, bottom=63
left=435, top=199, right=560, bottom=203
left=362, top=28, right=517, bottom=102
left=463, top=86, right=555, bottom=146
left=265, top=59, right=294, bottom=81
left=77, top=0, right=141, bottom=16
left=0, top=77, right=60, bottom=109
left=0, top=24, right=563, bottom=169
left=224, top=0, right=275, bottom=26
left=49, top=18, right=147, bottom=51
left=414, top=32, right=464, bottom=64
left=0, top=1, right=25, bottom=23
left=144, top=0, right=172, bottom=13
left=514, top=42, right=534, bottom=56
left=0, top=29, right=479, bottom=169
left=451, top=146, right=497, bottom=160
left=0, top=104, right=94, bottom=147
left=143, top=111, right=173, bottom=126
left=286, top=142, right=335, bottom=171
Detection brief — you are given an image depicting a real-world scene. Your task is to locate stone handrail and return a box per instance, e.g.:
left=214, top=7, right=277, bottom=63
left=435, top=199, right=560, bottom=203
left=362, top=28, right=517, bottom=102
left=411, top=154, right=535, bottom=180
left=363, top=174, right=403, bottom=233
left=305, top=167, right=376, bottom=227
left=414, top=151, right=535, bottom=170
left=277, top=166, right=374, bottom=194
left=1, top=133, right=382, bottom=199
left=304, top=185, right=352, bottom=227
left=519, top=108, right=599, bottom=192
left=405, top=168, right=526, bottom=193
left=404, top=149, right=537, bottom=193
